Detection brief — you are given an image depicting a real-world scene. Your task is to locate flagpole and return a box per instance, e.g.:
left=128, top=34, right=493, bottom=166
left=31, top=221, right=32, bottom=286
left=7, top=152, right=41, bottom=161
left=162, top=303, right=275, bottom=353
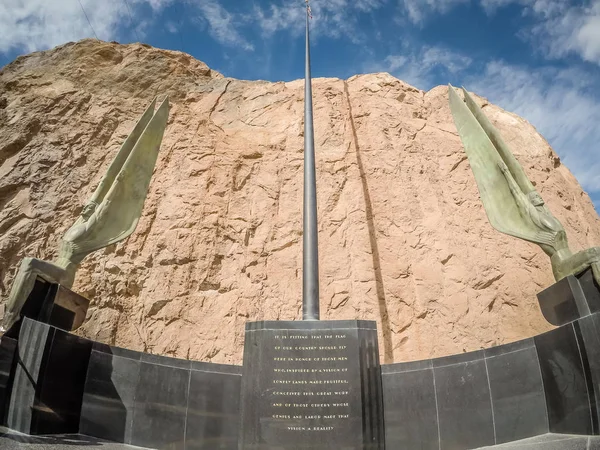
left=303, top=0, right=320, bottom=321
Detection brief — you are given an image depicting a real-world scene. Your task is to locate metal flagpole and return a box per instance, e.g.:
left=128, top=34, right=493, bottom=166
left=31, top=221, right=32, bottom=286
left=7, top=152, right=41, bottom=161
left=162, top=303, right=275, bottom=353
left=302, top=0, right=320, bottom=321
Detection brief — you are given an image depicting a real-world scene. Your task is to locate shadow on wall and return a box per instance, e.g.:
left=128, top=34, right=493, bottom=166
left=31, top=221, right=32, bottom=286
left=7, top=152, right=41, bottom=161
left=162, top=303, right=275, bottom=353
left=79, top=347, right=129, bottom=443
left=343, top=81, right=393, bottom=364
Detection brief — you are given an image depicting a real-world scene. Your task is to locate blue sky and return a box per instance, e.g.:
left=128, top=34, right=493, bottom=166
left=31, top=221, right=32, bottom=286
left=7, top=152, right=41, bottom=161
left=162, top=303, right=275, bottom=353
left=1, top=0, right=599, bottom=210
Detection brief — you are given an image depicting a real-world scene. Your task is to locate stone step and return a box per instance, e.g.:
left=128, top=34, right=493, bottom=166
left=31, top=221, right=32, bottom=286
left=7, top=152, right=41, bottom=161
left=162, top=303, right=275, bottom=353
left=3, top=429, right=600, bottom=450
left=0, top=427, right=152, bottom=450
left=475, top=433, right=600, bottom=449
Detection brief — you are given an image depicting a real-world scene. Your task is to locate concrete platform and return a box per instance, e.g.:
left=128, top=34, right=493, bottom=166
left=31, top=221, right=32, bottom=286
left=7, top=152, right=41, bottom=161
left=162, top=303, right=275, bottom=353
left=476, top=433, right=600, bottom=449
left=0, top=427, right=149, bottom=449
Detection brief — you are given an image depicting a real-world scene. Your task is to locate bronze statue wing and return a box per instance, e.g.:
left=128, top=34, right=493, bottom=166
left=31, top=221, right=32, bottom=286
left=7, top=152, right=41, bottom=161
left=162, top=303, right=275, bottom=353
left=461, top=88, right=536, bottom=195
left=448, top=85, right=553, bottom=247
left=73, top=97, right=170, bottom=254
left=88, top=97, right=158, bottom=206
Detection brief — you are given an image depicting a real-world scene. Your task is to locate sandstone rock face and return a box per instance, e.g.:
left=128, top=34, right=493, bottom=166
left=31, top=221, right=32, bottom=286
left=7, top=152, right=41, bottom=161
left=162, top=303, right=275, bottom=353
left=1, top=39, right=599, bottom=364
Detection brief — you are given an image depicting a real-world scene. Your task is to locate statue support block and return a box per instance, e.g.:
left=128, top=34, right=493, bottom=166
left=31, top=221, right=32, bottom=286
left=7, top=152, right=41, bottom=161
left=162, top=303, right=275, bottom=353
left=537, top=268, right=600, bottom=326
left=5, top=279, right=89, bottom=338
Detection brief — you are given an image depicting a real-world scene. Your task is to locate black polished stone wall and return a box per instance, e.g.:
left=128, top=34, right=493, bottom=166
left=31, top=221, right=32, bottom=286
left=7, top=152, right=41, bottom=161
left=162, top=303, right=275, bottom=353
left=382, top=312, right=600, bottom=450
left=578, top=313, right=600, bottom=432
left=0, top=318, right=242, bottom=449
left=0, top=337, right=17, bottom=426
left=239, top=320, right=384, bottom=449
left=1, top=279, right=600, bottom=450
left=535, top=322, right=595, bottom=435
left=7, top=319, right=52, bottom=433
left=80, top=343, right=242, bottom=450
left=577, top=268, right=600, bottom=314
left=6, top=318, right=92, bottom=435
left=382, top=338, right=547, bottom=450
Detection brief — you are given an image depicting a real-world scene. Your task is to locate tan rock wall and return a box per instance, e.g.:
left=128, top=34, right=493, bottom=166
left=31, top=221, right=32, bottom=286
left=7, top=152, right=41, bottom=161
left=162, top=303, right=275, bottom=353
left=1, top=39, right=599, bottom=364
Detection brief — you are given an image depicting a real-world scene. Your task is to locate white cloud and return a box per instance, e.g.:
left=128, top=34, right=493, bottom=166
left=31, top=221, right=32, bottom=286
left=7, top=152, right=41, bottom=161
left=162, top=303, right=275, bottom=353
left=165, top=21, right=178, bottom=34
left=550, top=1, right=600, bottom=65
left=193, top=0, right=254, bottom=51
left=577, top=12, right=600, bottom=64
left=0, top=0, right=171, bottom=54
left=0, top=0, right=119, bottom=53
left=480, top=0, right=570, bottom=16
left=480, top=0, right=600, bottom=67
left=251, top=0, right=386, bottom=44
left=369, top=46, right=472, bottom=88
left=467, top=61, right=600, bottom=201
left=421, top=47, right=472, bottom=73
left=397, top=0, right=600, bottom=69
left=400, top=0, right=469, bottom=24
left=250, top=3, right=305, bottom=37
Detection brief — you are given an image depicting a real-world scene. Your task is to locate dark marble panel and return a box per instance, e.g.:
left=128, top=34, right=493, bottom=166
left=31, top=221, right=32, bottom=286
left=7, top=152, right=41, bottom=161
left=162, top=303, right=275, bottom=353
left=486, top=346, right=548, bottom=443
left=537, top=276, right=589, bottom=326
left=130, top=361, right=190, bottom=450
left=191, top=360, right=242, bottom=375
left=573, top=319, right=599, bottom=434
left=483, top=338, right=534, bottom=358
left=140, top=352, right=191, bottom=370
left=44, top=285, right=90, bottom=332
left=0, top=337, right=17, bottom=425
left=185, top=369, right=241, bottom=450
left=239, top=320, right=383, bottom=449
left=534, top=323, right=593, bottom=434
left=18, top=280, right=54, bottom=328
left=359, top=324, right=385, bottom=448
left=32, top=328, right=93, bottom=434
left=80, top=350, right=140, bottom=444
left=381, top=359, right=432, bottom=374
left=434, top=359, right=495, bottom=450
left=432, top=349, right=485, bottom=368
left=92, top=342, right=142, bottom=361
left=577, top=268, right=600, bottom=314
left=6, top=319, right=53, bottom=433
left=578, top=313, right=600, bottom=433
left=381, top=368, right=438, bottom=450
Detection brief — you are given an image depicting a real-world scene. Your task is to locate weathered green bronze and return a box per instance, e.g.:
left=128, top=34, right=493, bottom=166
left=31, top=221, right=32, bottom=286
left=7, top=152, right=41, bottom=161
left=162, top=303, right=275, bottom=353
left=1, top=97, right=170, bottom=332
left=448, top=85, right=600, bottom=286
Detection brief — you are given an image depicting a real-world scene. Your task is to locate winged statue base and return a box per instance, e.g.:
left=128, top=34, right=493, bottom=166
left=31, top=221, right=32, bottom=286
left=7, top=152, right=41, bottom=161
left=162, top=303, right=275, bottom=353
left=537, top=267, right=600, bottom=326
left=1, top=97, right=169, bottom=334
left=2, top=278, right=90, bottom=337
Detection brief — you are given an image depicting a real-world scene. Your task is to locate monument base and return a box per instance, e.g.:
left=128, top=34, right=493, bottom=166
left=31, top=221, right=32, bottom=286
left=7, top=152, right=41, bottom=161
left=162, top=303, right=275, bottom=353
left=537, top=267, right=600, bottom=326
left=238, top=320, right=384, bottom=449
left=5, top=278, right=89, bottom=339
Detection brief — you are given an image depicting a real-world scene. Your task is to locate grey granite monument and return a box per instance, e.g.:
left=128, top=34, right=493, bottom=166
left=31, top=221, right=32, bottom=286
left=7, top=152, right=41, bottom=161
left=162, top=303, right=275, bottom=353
left=237, top=3, right=384, bottom=448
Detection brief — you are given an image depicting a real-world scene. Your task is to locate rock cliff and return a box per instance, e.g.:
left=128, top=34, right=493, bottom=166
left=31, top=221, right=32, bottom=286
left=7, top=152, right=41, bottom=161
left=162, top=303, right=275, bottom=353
left=1, top=39, right=599, bottom=364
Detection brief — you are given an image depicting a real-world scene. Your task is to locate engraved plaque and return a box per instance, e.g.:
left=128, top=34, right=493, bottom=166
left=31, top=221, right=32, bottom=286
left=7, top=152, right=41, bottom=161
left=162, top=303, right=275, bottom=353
left=239, top=320, right=384, bottom=449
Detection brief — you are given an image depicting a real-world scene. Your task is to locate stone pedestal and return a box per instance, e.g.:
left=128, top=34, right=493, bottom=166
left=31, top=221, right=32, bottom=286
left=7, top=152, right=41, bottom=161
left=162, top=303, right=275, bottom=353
left=238, top=320, right=384, bottom=449
left=38, top=284, right=90, bottom=332
left=537, top=267, right=600, bottom=326
left=7, top=279, right=90, bottom=338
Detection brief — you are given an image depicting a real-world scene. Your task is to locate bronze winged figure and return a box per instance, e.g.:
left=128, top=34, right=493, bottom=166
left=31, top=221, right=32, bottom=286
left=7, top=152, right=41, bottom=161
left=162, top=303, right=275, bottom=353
left=448, top=85, right=600, bottom=287
left=1, top=97, right=169, bottom=332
